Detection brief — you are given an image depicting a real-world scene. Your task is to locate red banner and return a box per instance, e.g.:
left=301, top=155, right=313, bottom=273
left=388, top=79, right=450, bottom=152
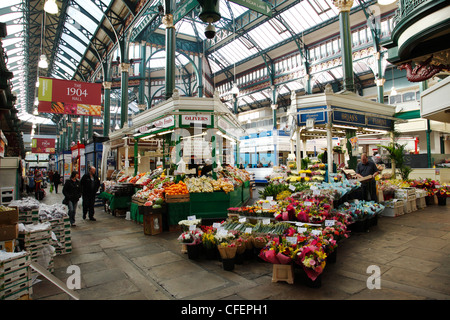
left=38, top=77, right=102, bottom=116
left=31, top=138, right=55, bottom=154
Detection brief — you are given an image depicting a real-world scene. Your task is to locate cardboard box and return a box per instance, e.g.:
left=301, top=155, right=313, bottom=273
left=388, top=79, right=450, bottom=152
left=358, top=175, right=373, bottom=183
left=143, top=213, right=162, bottom=236
left=0, top=207, right=19, bottom=225
left=0, top=224, right=18, bottom=241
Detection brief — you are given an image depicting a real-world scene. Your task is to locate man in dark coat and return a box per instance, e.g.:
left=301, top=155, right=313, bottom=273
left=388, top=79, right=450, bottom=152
left=80, top=166, right=101, bottom=221
left=63, top=171, right=81, bottom=226
left=53, top=171, right=61, bottom=194
left=356, top=153, right=379, bottom=201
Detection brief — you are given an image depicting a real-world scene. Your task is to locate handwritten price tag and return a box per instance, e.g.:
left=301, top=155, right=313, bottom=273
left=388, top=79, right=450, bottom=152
left=297, top=227, right=307, bottom=233
left=289, top=185, right=296, bottom=191
left=325, top=220, right=335, bottom=227
left=286, top=237, right=297, bottom=245
left=245, top=228, right=253, bottom=234
left=266, top=196, right=273, bottom=201
left=304, top=201, right=312, bottom=206
left=213, top=223, right=221, bottom=229
left=187, top=215, right=196, bottom=221
left=189, top=225, right=196, bottom=231
left=311, top=229, right=322, bottom=236
left=239, top=217, right=246, bottom=223
left=263, top=218, right=271, bottom=225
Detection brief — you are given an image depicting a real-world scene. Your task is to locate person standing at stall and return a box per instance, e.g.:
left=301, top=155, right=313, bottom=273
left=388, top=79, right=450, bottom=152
left=80, top=166, right=101, bottom=221
left=48, top=170, right=54, bottom=193
left=63, top=171, right=81, bottom=227
left=355, top=153, right=379, bottom=201
left=53, top=171, right=61, bottom=194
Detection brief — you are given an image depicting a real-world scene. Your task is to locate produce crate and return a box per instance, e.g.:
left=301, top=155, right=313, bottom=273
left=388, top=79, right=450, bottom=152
left=403, top=200, right=412, bottom=214
left=165, top=194, right=190, bottom=203
left=0, top=207, right=18, bottom=225
left=395, top=188, right=416, bottom=198
left=0, top=251, right=31, bottom=274
left=416, top=197, right=426, bottom=209
left=410, top=199, right=417, bottom=212
left=381, top=200, right=404, bottom=217
left=143, top=212, right=163, bottom=236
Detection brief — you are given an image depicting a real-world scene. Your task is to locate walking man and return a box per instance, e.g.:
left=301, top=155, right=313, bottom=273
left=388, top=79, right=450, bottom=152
left=80, top=167, right=101, bottom=221
left=63, top=171, right=81, bottom=226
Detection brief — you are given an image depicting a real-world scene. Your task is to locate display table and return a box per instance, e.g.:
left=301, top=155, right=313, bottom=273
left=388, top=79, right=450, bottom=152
left=98, top=192, right=131, bottom=215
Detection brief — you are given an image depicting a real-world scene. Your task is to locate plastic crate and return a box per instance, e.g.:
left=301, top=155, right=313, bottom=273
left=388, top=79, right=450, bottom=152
left=416, top=197, right=426, bottom=209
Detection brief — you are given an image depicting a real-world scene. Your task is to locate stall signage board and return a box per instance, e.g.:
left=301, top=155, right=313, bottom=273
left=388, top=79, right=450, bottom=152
left=332, top=110, right=365, bottom=127
left=180, top=114, right=213, bottom=128
left=38, top=77, right=102, bottom=116
left=229, top=0, right=272, bottom=17
left=366, top=116, right=392, bottom=130
left=174, top=0, right=199, bottom=24
left=298, top=107, right=327, bottom=125
left=31, top=138, right=55, bottom=154
left=137, top=115, right=175, bottom=134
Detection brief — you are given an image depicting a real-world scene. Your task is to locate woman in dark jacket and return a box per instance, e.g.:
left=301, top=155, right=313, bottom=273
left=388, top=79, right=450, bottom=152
left=63, top=171, right=81, bottom=226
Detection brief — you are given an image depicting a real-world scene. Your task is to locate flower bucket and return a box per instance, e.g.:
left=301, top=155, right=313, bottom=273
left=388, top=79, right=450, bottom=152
left=425, top=196, right=434, bottom=205
left=303, top=271, right=322, bottom=288
left=326, top=248, right=337, bottom=264
left=222, top=258, right=235, bottom=271
left=204, top=246, right=218, bottom=260
left=235, top=253, right=244, bottom=265
left=438, top=197, right=447, bottom=206
left=186, top=244, right=201, bottom=260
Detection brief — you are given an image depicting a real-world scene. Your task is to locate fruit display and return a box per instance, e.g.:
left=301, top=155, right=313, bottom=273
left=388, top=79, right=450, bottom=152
left=185, top=177, right=214, bottom=193
left=165, top=181, right=189, bottom=195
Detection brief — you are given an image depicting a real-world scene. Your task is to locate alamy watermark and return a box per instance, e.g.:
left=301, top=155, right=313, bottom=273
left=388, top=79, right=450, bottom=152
left=366, top=265, right=381, bottom=289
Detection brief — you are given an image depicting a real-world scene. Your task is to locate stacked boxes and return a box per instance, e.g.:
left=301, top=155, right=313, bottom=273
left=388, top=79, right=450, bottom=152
left=416, top=189, right=427, bottom=209
left=0, top=206, right=19, bottom=242
left=41, top=216, right=72, bottom=255
left=18, top=209, right=39, bottom=225
left=395, top=188, right=416, bottom=214
left=18, top=222, right=55, bottom=274
left=381, top=199, right=404, bottom=217
left=0, top=251, right=32, bottom=300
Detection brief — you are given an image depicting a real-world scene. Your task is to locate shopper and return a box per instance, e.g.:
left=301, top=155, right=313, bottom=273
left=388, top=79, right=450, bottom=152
left=355, top=153, right=379, bottom=202
left=80, top=166, right=101, bottom=221
left=48, top=170, right=54, bottom=193
left=34, top=169, right=43, bottom=192
left=63, top=171, right=81, bottom=227
left=53, top=171, right=61, bottom=194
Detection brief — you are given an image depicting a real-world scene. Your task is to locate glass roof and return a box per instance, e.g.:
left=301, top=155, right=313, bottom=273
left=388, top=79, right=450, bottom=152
left=0, top=0, right=388, bottom=126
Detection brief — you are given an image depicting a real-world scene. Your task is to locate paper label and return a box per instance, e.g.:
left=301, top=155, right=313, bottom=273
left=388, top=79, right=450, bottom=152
left=297, top=227, right=307, bottom=233
left=304, top=201, right=312, bottom=206
left=187, top=215, right=196, bottom=221
left=289, top=185, right=296, bottom=191
left=262, top=218, right=271, bottom=225
left=245, top=228, right=253, bottom=234
left=239, top=217, right=246, bottom=223
left=212, top=223, right=221, bottom=229
left=311, top=229, right=322, bottom=236
left=286, top=237, right=297, bottom=245
left=262, top=202, right=270, bottom=210
left=189, top=225, right=196, bottom=231
left=266, top=196, right=273, bottom=201
left=325, top=220, right=335, bottom=227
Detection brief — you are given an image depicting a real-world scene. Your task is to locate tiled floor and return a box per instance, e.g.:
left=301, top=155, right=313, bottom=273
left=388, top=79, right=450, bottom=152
left=31, top=188, right=450, bottom=300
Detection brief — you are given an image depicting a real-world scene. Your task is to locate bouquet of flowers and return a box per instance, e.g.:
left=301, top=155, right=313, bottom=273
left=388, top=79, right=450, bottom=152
left=296, top=242, right=327, bottom=281
left=436, top=185, right=450, bottom=198
left=201, top=231, right=218, bottom=249
left=178, top=219, right=202, bottom=232
left=252, top=235, right=273, bottom=248
left=217, top=241, right=237, bottom=259
left=322, top=220, right=349, bottom=242
left=177, top=229, right=203, bottom=245
left=259, top=237, right=301, bottom=265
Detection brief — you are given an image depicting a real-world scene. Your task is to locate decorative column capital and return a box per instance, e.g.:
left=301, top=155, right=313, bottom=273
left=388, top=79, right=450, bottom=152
left=333, top=0, right=353, bottom=12
left=119, top=63, right=130, bottom=73
left=162, top=14, right=174, bottom=29
left=103, top=81, right=112, bottom=90
left=375, top=78, right=386, bottom=87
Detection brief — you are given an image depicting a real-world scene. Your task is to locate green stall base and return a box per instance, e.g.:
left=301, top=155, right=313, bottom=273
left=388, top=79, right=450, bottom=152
left=167, top=202, right=191, bottom=226
left=189, top=185, right=243, bottom=220
left=130, top=203, right=142, bottom=224
left=98, top=192, right=131, bottom=211
left=242, top=184, right=251, bottom=204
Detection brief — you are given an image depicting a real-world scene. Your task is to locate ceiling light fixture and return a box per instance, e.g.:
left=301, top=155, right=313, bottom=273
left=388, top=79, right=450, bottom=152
left=44, top=0, right=58, bottom=14
left=38, top=55, right=48, bottom=69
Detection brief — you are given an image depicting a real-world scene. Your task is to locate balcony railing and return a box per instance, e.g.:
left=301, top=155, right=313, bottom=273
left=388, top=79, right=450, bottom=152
left=394, top=0, right=429, bottom=26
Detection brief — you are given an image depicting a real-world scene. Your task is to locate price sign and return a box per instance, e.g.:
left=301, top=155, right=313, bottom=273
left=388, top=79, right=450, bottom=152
left=286, top=237, right=297, bottom=245
left=311, top=229, right=322, bottom=236
left=245, top=228, right=253, bottom=234
left=297, top=227, right=307, bottom=233
left=304, top=201, right=312, bottom=206
left=325, top=220, right=336, bottom=227
left=266, top=196, right=273, bottom=201
left=239, top=217, right=246, bottom=223
left=189, top=225, right=196, bottom=231
left=263, top=218, right=271, bottom=225
left=187, top=215, right=197, bottom=221
left=289, top=184, right=296, bottom=191
left=213, top=223, right=221, bottom=229
left=262, top=202, right=270, bottom=210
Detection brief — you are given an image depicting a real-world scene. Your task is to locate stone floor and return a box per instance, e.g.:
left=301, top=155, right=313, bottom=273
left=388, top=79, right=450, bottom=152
left=31, top=187, right=450, bottom=301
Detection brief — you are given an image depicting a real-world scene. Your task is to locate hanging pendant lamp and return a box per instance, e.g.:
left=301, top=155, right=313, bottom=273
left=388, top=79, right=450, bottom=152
left=44, top=0, right=58, bottom=14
